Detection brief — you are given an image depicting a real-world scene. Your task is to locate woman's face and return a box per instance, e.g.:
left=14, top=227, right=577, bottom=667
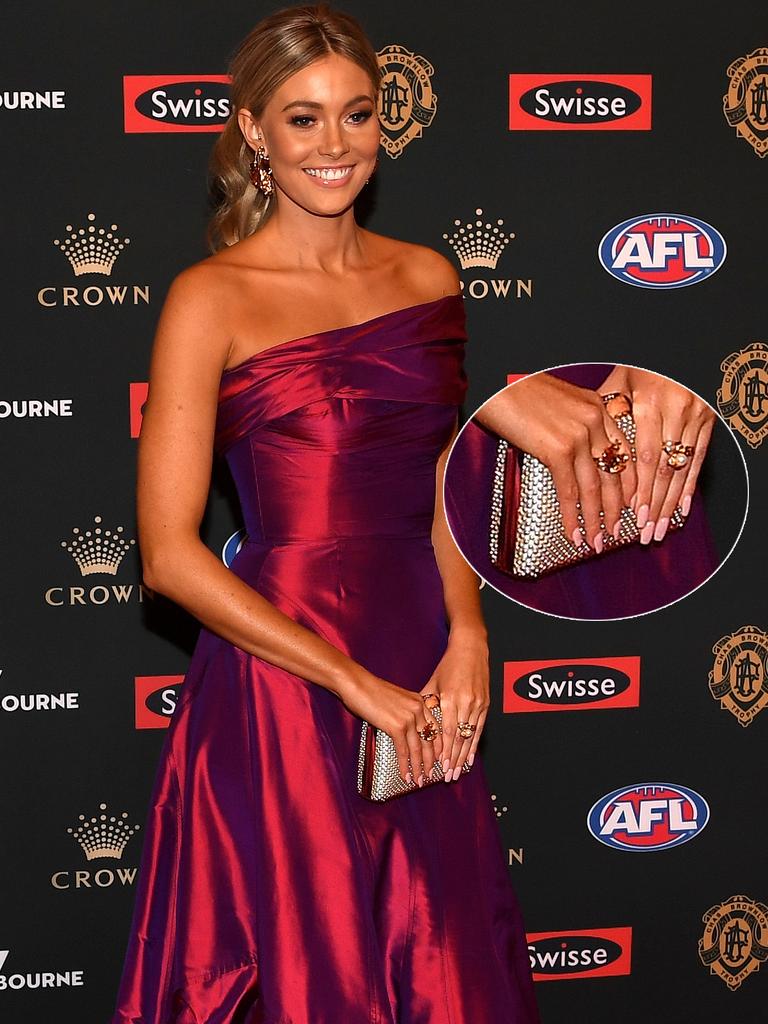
left=244, top=53, right=380, bottom=217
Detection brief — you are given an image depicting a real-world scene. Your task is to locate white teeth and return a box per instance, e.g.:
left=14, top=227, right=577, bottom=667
left=304, top=167, right=352, bottom=180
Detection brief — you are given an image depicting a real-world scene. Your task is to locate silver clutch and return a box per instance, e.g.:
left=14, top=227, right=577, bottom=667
left=357, top=704, right=471, bottom=802
left=489, top=404, right=685, bottom=579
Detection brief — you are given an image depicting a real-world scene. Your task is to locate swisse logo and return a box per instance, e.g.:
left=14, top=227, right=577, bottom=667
left=504, top=656, right=640, bottom=713
left=129, top=381, right=148, bottom=438
left=599, top=214, right=727, bottom=289
left=135, top=675, right=184, bottom=729
left=588, top=783, right=710, bottom=852
left=527, top=927, right=632, bottom=981
left=0, top=951, right=84, bottom=992
left=509, top=74, right=651, bottom=130
left=123, top=75, right=231, bottom=132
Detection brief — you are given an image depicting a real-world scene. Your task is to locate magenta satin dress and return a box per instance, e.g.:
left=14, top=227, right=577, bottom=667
left=111, top=294, right=539, bottom=1024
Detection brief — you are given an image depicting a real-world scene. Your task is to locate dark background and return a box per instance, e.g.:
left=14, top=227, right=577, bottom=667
left=0, top=1, right=765, bottom=1021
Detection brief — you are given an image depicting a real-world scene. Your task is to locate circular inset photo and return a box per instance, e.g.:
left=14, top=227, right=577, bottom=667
left=444, top=363, right=748, bottom=620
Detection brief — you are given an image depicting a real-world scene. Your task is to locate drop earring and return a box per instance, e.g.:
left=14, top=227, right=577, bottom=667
left=249, top=133, right=274, bottom=196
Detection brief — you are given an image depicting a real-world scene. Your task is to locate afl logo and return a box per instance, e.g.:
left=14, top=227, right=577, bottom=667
left=598, top=214, right=726, bottom=289
left=222, top=529, right=247, bottom=568
left=587, top=783, right=710, bottom=851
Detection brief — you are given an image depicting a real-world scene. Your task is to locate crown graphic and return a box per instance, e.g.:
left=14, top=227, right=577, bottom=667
left=53, top=212, right=131, bottom=276
left=491, top=793, right=509, bottom=818
left=67, top=802, right=141, bottom=861
left=443, top=208, right=514, bottom=270
left=60, top=515, right=136, bottom=576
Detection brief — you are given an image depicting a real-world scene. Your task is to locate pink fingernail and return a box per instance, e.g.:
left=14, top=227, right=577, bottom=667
left=405, top=771, right=413, bottom=785
left=417, top=773, right=425, bottom=788
left=444, top=767, right=454, bottom=782
left=571, top=527, right=584, bottom=547
left=636, top=504, right=649, bottom=529
left=654, top=518, right=669, bottom=542
left=442, top=759, right=450, bottom=774
left=593, top=532, right=604, bottom=554
left=640, top=521, right=655, bottom=545
left=467, top=753, right=475, bottom=767
left=682, top=494, right=692, bottom=517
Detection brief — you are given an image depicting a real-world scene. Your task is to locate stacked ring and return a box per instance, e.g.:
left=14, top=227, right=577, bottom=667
left=457, top=721, right=476, bottom=739
left=662, top=440, right=695, bottom=469
left=593, top=440, right=630, bottom=474
left=417, top=721, right=440, bottom=742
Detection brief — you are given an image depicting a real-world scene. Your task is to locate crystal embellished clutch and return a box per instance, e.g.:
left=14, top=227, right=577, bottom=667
left=488, top=409, right=685, bottom=579
left=357, top=704, right=471, bottom=802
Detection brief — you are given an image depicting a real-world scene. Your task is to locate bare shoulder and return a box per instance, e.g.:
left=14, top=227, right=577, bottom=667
left=366, top=233, right=461, bottom=301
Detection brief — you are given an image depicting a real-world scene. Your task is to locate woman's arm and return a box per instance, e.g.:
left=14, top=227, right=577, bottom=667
left=427, top=417, right=491, bottom=779
left=139, top=266, right=437, bottom=783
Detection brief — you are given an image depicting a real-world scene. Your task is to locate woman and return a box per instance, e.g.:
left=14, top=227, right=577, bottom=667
left=111, top=5, right=539, bottom=1023
left=444, top=364, right=733, bottom=619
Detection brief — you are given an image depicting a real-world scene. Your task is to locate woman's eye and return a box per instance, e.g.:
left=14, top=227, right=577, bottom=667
left=290, top=115, right=315, bottom=128
left=348, top=109, right=373, bottom=124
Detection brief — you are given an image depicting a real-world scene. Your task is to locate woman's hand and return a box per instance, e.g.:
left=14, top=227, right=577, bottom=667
left=475, top=374, right=633, bottom=550
left=421, top=627, right=490, bottom=782
left=600, top=366, right=715, bottom=543
left=338, top=672, right=445, bottom=786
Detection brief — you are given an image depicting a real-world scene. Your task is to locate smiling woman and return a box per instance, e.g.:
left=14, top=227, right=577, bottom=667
left=109, top=5, right=540, bottom=1024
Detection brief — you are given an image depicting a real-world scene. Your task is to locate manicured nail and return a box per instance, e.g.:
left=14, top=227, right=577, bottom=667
left=442, top=758, right=450, bottom=774
left=467, top=754, right=474, bottom=767
left=636, top=504, right=650, bottom=529
left=405, top=771, right=413, bottom=785
left=452, top=767, right=461, bottom=782
left=612, top=518, right=623, bottom=540
left=417, top=773, right=425, bottom=788
left=640, top=521, right=655, bottom=545
left=654, top=517, right=669, bottom=542
left=572, top=527, right=584, bottom=547
left=593, top=532, right=604, bottom=554
left=682, top=494, right=692, bottom=517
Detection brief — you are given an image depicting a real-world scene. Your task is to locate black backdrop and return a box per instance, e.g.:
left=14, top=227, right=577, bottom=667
left=0, top=1, right=766, bottom=1021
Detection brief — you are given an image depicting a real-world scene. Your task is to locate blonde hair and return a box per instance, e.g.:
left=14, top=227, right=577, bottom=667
left=206, top=3, right=381, bottom=252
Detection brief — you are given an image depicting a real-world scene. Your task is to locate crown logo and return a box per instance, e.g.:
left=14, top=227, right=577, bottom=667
left=53, top=212, right=131, bottom=276
left=60, top=515, right=136, bottom=576
left=67, top=802, right=141, bottom=861
left=491, top=792, right=509, bottom=818
left=443, top=208, right=514, bottom=270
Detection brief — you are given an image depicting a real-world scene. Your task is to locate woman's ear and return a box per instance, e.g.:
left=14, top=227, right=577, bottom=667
left=236, top=107, right=262, bottom=153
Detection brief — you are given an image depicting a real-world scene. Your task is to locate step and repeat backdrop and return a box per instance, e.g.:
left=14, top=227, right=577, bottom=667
left=0, top=1, right=765, bottom=1021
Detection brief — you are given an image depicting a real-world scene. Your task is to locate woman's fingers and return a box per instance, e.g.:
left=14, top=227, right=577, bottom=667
left=633, top=404, right=662, bottom=538
left=654, top=424, right=701, bottom=534
left=680, top=415, right=715, bottom=516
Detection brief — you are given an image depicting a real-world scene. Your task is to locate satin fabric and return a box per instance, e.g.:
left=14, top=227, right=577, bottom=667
left=444, top=364, right=719, bottom=619
left=111, top=294, right=540, bottom=1024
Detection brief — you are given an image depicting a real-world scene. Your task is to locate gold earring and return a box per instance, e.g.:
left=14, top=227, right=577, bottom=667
left=249, top=139, right=273, bottom=196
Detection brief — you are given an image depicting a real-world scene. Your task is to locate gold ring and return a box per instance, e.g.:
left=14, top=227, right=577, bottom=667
left=457, top=721, right=476, bottom=739
left=417, top=721, right=440, bottom=742
left=593, top=440, right=629, bottom=474
left=420, top=693, right=440, bottom=710
left=662, top=440, right=695, bottom=470
left=601, top=392, right=632, bottom=419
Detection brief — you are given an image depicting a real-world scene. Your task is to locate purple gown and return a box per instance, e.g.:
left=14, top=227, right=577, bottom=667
left=111, top=294, right=540, bottom=1024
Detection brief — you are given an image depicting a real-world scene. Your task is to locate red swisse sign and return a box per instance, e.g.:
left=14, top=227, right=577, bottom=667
left=123, top=75, right=231, bottom=133
left=509, top=74, right=652, bottom=131
left=527, top=927, right=633, bottom=981
left=504, top=656, right=641, bottom=713
left=129, top=382, right=148, bottom=438
left=135, top=675, right=184, bottom=729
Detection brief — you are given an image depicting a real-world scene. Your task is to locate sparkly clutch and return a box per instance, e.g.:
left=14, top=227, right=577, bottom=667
left=488, top=408, right=685, bottom=579
left=357, top=704, right=471, bottom=802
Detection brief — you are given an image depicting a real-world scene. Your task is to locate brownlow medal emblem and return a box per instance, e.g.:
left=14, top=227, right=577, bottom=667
left=709, top=626, right=768, bottom=727
left=717, top=343, right=768, bottom=449
left=723, top=48, right=768, bottom=158
left=376, top=44, right=437, bottom=159
left=699, top=895, right=768, bottom=990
